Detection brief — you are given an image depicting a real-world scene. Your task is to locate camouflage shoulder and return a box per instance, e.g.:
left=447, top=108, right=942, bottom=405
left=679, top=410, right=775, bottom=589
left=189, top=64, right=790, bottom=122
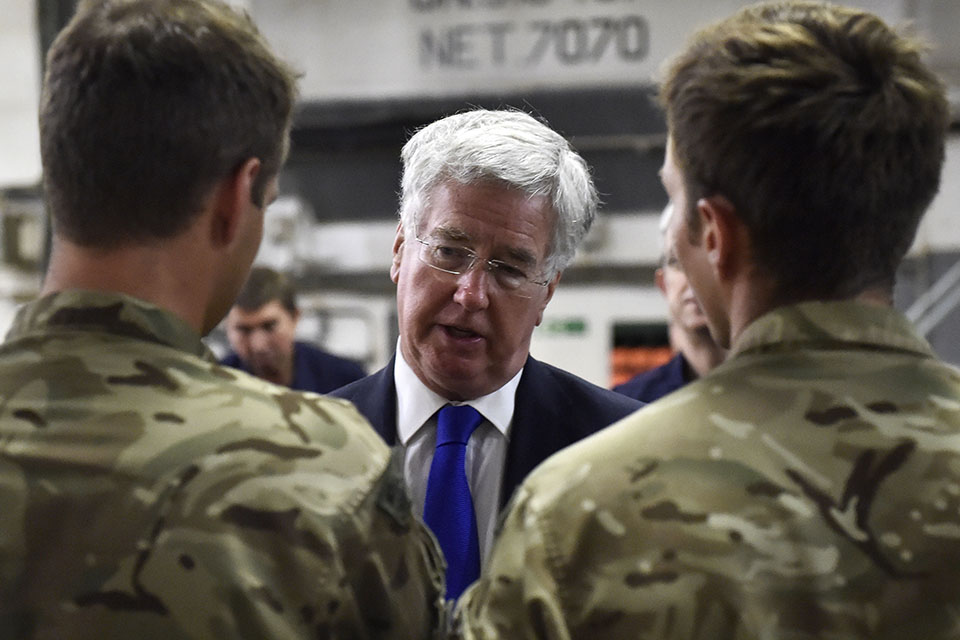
left=7, top=291, right=212, bottom=359
left=206, top=362, right=390, bottom=458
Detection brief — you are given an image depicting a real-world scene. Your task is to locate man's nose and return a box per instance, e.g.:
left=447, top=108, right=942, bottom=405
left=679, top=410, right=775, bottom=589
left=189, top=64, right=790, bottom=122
left=452, top=265, right=491, bottom=312
left=249, top=329, right=271, bottom=352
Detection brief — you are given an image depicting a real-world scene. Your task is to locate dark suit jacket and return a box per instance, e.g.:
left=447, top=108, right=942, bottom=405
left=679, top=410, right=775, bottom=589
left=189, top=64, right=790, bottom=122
left=330, top=354, right=643, bottom=510
left=221, top=341, right=366, bottom=394
left=613, top=352, right=691, bottom=403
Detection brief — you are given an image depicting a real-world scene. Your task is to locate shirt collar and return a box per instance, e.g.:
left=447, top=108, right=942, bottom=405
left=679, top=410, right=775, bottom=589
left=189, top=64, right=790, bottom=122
left=394, top=339, right=521, bottom=445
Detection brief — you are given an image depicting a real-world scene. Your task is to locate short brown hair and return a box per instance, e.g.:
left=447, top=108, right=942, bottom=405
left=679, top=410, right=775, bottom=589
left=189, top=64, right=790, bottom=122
left=40, top=0, right=298, bottom=248
left=661, top=1, right=949, bottom=300
left=234, top=266, right=297, bottom=315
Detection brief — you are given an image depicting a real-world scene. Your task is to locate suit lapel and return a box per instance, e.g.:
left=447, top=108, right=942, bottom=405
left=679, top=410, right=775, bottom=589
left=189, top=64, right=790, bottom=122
left=501, top=357, right=564, bottom=509
left=337, top=357, right=398, bottom=446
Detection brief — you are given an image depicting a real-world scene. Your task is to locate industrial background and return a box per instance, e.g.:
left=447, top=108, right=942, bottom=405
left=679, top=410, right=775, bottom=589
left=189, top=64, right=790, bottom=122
left=1, top=0, right=958, bottom=387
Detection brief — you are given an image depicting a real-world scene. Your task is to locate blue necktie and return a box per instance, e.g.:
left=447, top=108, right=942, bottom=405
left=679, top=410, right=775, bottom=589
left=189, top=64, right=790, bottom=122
left=423, top=404, right=483, bottom=600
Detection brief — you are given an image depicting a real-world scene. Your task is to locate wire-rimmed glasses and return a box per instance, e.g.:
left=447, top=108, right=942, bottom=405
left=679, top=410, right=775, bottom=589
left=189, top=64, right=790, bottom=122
left=416, top=237, right=549, bottom=299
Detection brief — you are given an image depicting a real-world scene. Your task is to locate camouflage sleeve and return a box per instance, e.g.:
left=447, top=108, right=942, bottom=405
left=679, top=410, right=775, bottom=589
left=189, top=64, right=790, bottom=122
left=134, top=444, right=447, bottom=638
left=453, top=486, right=571, bottom=640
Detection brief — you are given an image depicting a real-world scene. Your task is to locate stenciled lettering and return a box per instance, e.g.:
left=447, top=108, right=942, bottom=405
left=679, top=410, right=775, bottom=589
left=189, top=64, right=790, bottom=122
left=410, top=0, right=550, bottom=12
left=420, top=22, right=518, bottom=68
left=419, top=15, right=648, bottom=69
left=420, top=24, right=478, bottom=68
left=524, top=15, right=649, bottom=66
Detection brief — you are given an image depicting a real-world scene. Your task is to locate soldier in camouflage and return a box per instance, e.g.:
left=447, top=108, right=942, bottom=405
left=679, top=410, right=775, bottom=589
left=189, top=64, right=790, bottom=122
left=0, top=1, right=444, bottom=638
left=456, top=2, right=958, bottom=638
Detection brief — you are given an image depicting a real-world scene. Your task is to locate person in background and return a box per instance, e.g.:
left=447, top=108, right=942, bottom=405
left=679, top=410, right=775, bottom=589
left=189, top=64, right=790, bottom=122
left=614, top=203, right=725, bottom=402
left=331, top=109, right=642, bottom=602
left=222, top=265, right=366, bottom=392
left=0, top=0, right=443, bottom=637
left=456, top=2, right=957, bottom=638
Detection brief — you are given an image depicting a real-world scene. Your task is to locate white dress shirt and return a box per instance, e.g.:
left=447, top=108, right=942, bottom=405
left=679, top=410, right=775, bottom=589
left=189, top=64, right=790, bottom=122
left=393, top=345, right=520, bottom=567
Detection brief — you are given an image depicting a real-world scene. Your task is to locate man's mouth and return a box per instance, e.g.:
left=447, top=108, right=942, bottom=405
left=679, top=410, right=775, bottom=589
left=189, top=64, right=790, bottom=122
left=443, top=325, right=481, bottom=340
left=253, top=361, right=280, bottom=376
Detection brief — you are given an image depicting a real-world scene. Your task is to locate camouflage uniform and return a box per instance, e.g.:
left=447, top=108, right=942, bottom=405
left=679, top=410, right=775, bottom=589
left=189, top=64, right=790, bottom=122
left=0, top=291, right=444, bottom=639
left=456, top=301, right=960, bottom=639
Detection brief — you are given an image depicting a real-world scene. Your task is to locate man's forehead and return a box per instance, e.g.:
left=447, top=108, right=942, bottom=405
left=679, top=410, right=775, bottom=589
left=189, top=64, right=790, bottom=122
left=422, top=180, right=552, bottom=252
left=228, top=299, right=291, bottom=325
left=662, top=205, right=683, bottom=255
left=660, top=139, right=680, bottom=184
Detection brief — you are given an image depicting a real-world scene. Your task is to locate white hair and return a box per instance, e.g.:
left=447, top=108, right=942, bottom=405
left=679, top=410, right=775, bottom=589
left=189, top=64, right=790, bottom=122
left=399, top=109, right=598, bottom=277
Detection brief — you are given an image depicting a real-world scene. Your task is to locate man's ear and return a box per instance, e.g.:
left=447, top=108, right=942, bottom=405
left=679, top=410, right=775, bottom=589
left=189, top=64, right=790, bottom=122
left=535, top=271, right=562, bottom=326
left=210, top=158, right=262, bottom=248
left=390, top=222, right=405, bottom=284
left=695, top=195, right=740, bottom=281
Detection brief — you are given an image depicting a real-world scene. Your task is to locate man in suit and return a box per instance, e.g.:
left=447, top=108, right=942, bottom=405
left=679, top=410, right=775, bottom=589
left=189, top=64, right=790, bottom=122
left=332, top=109, right=642, bottom=599
left=222, top=265, right=366, bottom=392
left=457, top=3, right=957, bottom=638
left=614, top=204, right=724, bottom=402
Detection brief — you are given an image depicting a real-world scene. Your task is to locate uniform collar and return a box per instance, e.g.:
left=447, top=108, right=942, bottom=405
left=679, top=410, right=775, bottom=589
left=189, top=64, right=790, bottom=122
left=6, top=290, right=215, bottom=361
left=731, top=300, right=936, bottom=360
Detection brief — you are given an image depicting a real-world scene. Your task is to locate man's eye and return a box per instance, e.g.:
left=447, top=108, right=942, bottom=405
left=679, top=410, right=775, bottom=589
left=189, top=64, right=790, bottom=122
left=433, top=245, right=470, bottom=263
left=491, top=261, right=528, bottom=284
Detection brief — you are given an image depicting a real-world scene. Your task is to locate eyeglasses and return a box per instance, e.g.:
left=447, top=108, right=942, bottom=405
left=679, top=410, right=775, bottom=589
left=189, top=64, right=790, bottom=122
left=416, top=237, right=549, bottom=299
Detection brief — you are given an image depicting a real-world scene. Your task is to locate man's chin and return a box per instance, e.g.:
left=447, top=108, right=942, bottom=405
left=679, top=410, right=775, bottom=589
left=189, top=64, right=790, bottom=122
left=691, top=325, right=713, bottom=339
left=423, top=362, right=497, bottom=402
left=253, top=365, right=282, bottom=384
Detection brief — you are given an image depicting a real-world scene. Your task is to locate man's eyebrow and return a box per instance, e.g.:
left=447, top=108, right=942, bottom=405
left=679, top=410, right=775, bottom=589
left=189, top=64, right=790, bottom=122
left=432, top=224, right=537, bottom=265
left=503, top=247, right=538, bottom=266
left=432, top=226, right=471, bottom=243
